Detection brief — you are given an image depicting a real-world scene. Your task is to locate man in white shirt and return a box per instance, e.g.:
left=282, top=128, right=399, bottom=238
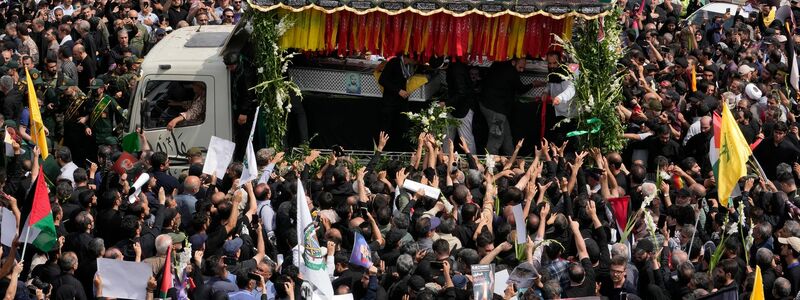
left=56, top=147, right=79, bottom=186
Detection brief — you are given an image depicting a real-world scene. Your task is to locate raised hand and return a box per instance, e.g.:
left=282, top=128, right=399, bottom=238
left=376, top=131, right=390, bottom=152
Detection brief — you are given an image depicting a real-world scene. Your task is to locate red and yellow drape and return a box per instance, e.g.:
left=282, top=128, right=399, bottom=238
left=279, top=9, right=573, bottom=62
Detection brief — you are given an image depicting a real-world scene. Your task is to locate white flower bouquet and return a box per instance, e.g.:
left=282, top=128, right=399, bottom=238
left=403, top=102, right=460, bottom=144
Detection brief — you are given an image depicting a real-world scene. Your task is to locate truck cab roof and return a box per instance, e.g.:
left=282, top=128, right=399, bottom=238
left=142, top=25, right=235, bottom=67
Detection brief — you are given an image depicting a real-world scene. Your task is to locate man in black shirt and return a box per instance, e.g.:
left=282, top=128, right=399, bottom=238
left=754, top=122, right=800, bottom=179
left=204, top=190, right=243, bottom=258
left=51, top=252, right=87, bottom=300
left=378, top=54, right=414, bottom=151
left=479, top=58, right=531, bottom=155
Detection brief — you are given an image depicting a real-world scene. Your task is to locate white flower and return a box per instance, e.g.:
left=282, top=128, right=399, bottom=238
left=737, top=200, right=746, bottom=226
left=257, top=67, right=264, bottom=74
left=421, top=118, right=429, bottom=126
left=727, top=224, right=739, bottom=235
left=644, top=210, right=657, bottom=239
left=439, top=112, right=448, bottom=118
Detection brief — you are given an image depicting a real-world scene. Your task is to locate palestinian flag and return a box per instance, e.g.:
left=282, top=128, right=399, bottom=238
left=21, top=168, right=56, bottom=252
left=158, top=246, right=172, bottom=299
left=672, top=173, right=685, bottom=190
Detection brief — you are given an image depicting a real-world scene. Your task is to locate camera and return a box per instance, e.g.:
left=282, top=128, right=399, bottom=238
left=28, top=277, right=50, bottom=295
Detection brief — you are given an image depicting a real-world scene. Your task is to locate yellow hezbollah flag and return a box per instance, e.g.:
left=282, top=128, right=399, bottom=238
left=751, top=265, right=764, bottom=300
left=25, top=68, right=48, bottom=159
left=718, top=105, right=749, bottom=206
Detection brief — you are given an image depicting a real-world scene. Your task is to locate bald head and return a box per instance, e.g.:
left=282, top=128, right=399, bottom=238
left=672, top=249, right=688, bottom=267
left=183, top=176, right=201, bottom=194
left=700, top=116, right=712, bottom=133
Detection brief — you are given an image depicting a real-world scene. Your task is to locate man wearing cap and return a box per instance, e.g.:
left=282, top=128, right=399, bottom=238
left=739, top=64, right=756, bottom=82
left=86, top=78, right=125, bottom=148
left=778, top=236, right=800, bottom=295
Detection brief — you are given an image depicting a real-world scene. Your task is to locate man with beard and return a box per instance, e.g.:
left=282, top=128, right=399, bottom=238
left=641, top=125, right=682, bottom=170
left=540, top=51, right=575, bottom=146
left=712, top=259, right=739, bottom=293
left=754, top=122, right=800, bottom=179
left=631, top=239, right=668, bottom=299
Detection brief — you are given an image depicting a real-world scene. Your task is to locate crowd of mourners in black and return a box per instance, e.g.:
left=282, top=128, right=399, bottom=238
left=4, top=0, right=800, bottom=299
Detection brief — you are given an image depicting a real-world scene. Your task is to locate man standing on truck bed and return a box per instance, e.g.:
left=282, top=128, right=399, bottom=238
left=378, top=53, right=415, bottom=151
left=224, top=50, right=258, bottom=160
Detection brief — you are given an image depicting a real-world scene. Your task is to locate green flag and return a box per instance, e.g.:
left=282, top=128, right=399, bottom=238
left=122, top=132, right=141, bottom=153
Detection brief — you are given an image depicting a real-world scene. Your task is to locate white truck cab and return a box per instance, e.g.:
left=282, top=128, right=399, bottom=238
left=128, top=25, right=237, bottom=165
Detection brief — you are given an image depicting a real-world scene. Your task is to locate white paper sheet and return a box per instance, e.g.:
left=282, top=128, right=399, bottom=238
left=402, top=179, right=441, bottom=199
left=0, top=208, right=15, bottom=246
left=96, top=258, right=152, bottom=300
left=202, top=136, right=236, bottom=177
left=512, top=204, right=526, bottom=244
left=4, top=128, right=12, bottom=157
left=494, top=269, right=509, bottom=296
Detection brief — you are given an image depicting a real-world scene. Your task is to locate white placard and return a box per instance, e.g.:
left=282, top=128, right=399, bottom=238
left=512, top=204, right=526, bottom=244
left=494, top=269, right=509, bottom=296
left=402, top=179, right=441, bottom=199
left=202, top=136, right=236, bottom=177
left=128, top=173, right=150, bottom=203
left=96, top=258, right=152, bottom=300
left=1, top=208, right=15, bottom=247
left=332, top=294, right=354, bottom=300
left=4, top=128, right=12, bottom=157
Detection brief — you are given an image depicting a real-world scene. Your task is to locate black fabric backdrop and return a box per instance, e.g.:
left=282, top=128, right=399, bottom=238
left=287, top=93, right=551, bottom=156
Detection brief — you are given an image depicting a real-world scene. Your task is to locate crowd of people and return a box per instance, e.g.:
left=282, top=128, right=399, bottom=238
left=2, top=0, right=800, bottom=299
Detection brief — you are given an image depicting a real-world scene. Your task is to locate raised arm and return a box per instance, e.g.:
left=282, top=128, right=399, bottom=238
left=569, top=216, right=589, bottom=260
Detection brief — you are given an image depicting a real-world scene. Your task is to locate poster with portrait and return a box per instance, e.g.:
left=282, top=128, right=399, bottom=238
left=472, top=264, right=495, bottom=300
left=345, top=73, right=362, bottom=94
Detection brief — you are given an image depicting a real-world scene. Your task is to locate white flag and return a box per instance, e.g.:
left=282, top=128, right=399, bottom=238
left=792, top=54, right=799, bottom=91
left=240, top=106, right=260, bottom=186
left=296, top=179, right=334, bottom=297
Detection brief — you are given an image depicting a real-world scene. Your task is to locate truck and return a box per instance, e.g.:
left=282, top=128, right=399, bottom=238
left=127, top=22, right=445, bottom=167
left=128, top=24, right=236, bottom=166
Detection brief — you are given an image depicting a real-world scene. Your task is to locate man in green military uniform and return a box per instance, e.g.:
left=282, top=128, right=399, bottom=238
left=86, top=79, right=125, bottom=147
left=61, top=78, right=93, bottom=163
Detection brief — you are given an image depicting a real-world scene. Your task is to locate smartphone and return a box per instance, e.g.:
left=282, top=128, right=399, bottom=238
left=360, top=207, right=369, bottom=216
left=247, top=273, right=261, bottom=281
left=657, top=214, right=667, bottom=229
left=726, top=8, right=731, bottom=13
left=430, top=261, right=444, bottom=269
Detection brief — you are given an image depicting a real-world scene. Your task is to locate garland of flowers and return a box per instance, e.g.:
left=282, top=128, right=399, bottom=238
left=554, top=9, right=626, bottom=152
left=250, top=11, right=302, bottom=149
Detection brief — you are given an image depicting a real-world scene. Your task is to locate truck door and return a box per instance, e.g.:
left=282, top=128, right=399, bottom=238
left=134, top=75, right=215, bottom=168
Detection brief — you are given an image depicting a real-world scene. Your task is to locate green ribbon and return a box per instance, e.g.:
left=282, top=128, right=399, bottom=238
left=566, top=118, right=602, bottom=137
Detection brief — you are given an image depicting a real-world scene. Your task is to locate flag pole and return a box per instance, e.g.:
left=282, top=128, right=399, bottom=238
left=20, top=226, right=31, bottom=260
left=687, top=214, right=700, bottom=266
